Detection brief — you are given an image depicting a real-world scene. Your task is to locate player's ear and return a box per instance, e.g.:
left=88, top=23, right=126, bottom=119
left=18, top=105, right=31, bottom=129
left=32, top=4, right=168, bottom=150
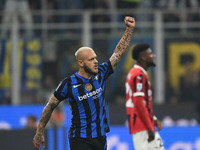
left=140, top=54, right=146, bottom=61
left=78, top=59, right=84, bottom=67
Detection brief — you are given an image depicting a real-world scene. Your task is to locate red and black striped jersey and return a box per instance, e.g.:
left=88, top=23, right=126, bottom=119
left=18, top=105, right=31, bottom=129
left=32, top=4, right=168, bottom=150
left=125, top=65, right=154, bottom=134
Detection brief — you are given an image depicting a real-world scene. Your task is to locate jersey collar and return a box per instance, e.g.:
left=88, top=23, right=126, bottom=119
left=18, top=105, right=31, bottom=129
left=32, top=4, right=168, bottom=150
left=134, top=64, right=147, bottom=75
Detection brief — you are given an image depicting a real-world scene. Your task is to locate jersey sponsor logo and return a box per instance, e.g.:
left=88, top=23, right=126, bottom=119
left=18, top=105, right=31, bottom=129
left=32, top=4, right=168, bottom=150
left=137, top=83, right=143, bottom=91
left=78, top=87, right=102, bottom=101
left=73, top=84, right=82, bottom=88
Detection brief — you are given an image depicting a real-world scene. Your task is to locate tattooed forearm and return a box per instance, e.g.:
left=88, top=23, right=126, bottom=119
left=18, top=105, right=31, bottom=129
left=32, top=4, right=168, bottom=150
left=110, top=27, right=133, bottom=70
left=36, top=96, right=60, bottom=135
left=109, top=53, right=121, bottom=69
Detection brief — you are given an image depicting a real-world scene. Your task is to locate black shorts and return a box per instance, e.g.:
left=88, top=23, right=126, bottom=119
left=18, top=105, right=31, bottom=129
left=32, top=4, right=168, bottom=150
left=69, top=136, right=107, bottom=150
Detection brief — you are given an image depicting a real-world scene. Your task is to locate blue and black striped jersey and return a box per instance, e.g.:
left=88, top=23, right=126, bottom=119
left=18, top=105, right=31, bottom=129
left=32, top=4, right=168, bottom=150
left=54, top=61, right=113, bottom=138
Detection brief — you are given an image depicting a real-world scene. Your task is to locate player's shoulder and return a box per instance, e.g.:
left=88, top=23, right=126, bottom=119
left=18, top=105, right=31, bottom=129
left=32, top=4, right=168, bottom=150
left=58, top=77, right=71, bottom=87
left=62, top=73, right=77, bottom=85
left=128, top=68, right=147, bottom=81
left=130, top=67, right=143, bottom=75
left=98, top=61, right=113, bottom=76
left=98, top=61, right=110, bottom=68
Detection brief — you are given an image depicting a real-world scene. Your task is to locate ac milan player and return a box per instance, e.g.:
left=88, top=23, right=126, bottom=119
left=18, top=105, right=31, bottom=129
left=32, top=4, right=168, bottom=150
left=125, top=43, right=165, bottom=150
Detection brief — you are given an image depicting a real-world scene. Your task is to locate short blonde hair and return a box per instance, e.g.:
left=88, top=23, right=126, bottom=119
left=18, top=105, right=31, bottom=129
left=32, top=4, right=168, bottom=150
left=75, top=47, right=93, bottom=60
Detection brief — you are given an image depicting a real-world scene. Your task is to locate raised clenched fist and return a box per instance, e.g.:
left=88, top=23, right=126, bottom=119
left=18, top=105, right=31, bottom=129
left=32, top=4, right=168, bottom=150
left=124, top=16, right=135, bottom=29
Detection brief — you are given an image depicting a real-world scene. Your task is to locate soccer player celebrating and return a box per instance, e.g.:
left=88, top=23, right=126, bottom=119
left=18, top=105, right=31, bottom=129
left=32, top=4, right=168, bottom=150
left=33, top=16, right=135, bottom=150
left=125, top=43, right=165, bottom=150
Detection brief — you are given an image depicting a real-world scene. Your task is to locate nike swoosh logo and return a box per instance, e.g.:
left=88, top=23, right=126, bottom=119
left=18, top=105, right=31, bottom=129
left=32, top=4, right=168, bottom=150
left=73, top=84, right=82, bottom=88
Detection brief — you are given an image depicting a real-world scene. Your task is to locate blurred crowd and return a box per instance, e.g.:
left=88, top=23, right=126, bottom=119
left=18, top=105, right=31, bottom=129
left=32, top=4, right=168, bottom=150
left=0, top=0, right=199, bottom=37
left=0, top=0, right=200, bottom=121
left=0, top=0, right=200, bottom=127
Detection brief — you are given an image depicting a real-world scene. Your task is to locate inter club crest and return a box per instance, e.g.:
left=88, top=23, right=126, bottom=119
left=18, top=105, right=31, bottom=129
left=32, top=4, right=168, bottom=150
left=85, top=83, right=92, bottom=91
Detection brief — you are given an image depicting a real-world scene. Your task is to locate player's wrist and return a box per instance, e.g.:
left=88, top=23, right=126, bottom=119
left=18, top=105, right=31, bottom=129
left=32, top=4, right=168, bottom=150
left=126, top=26, right=134, bottom=31
left=36, top=130, right=43, bottom=136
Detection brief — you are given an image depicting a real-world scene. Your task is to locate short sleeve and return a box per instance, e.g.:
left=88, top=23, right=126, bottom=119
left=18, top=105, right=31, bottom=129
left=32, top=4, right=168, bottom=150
left=54, top=78, right=68, bottom=101
left=98, top=60, right=113, bottom=80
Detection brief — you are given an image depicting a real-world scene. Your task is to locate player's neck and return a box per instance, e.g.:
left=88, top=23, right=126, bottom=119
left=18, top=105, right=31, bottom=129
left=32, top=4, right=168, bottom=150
left=137, top=63, right=149, bottom=71
left=78, top=69, right=92, bottom=79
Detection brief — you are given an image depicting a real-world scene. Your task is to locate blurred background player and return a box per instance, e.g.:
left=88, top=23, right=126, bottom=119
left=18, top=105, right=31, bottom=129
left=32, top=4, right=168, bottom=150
left=26, top=115, right=37, bottom=129
left=125, top=43, right=164, bottom=150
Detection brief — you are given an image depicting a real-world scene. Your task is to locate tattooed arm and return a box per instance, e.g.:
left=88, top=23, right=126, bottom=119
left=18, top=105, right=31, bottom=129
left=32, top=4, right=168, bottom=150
left=33, top=95, right=61, bottom=150
left=109, top=16, right=135, bottom=70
